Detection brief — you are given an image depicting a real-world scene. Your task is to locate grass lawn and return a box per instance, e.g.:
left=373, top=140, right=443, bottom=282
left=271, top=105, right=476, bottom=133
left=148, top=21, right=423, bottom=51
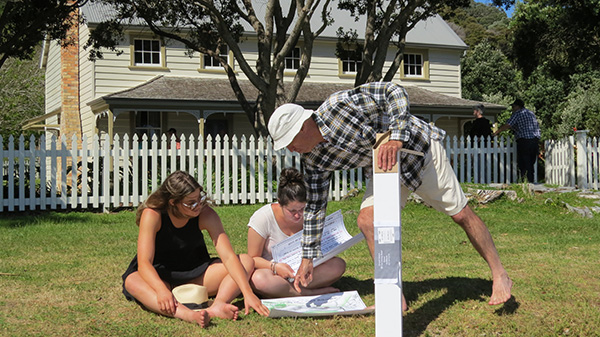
left=0, top=184, right=599, bottom=336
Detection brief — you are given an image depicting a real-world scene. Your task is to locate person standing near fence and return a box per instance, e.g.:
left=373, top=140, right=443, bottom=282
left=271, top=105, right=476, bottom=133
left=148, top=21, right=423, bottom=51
left=493, top=99, right=541, bottom=183
left=469, top=104, right=492, bottom=141
left=267, top=81, right=513, bottom=310
left=121, top=171, right=269, bottom=327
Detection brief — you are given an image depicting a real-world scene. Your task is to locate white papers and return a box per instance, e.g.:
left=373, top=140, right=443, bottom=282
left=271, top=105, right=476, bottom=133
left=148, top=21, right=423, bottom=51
left=271, top=210, right=365, bottom=273
left=262, top=291, right=374, bottom=318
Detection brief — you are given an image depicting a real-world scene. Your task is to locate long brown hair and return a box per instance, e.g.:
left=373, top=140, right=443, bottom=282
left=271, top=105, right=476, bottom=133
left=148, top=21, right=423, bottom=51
left=277, top=167, right=307, bottom=206
left=135, top=171, right=203, bottom=226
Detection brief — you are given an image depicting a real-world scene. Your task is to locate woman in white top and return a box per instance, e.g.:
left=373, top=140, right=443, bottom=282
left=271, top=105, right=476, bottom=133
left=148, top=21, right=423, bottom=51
left=247, top=167, right=346, bottom=298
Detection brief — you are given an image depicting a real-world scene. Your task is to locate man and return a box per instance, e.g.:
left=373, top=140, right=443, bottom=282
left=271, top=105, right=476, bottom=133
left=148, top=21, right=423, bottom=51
left=268, top=82, right=513, bottom=308
left=493, top=99, right=541, bottom=183
left=469, top=104, right=492, bottom=140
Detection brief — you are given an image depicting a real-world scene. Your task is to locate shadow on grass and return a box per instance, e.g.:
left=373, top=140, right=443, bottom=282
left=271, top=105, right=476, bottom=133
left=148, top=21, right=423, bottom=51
left=403, top=277, right=519, bottom=336
left=0, top=212, right=45, bottom=228
left=337, top=276, right=375, bottom=295
left=0, top=209, right=124, bottom=229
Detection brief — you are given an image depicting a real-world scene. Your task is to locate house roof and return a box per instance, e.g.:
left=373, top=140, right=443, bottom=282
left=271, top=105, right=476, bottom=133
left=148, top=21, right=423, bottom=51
left=92, top=76, right=504, bottom=114
left=81, top=2, right=466, bottom=49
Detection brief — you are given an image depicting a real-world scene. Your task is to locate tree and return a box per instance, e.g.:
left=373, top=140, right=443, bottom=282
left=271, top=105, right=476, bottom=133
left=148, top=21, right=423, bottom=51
left=439, top=0, right=511, bottom=55
left=0, top=48, right=44, bottom=145
left=509, top=0, right=600, bottom=139
left=555, top=71, right=600, bottom=138
left=337, top=0, right=514, bottom=86
left=511, top=0, right=600, bottom=80
left=87, top=0, right=334, bottom=136
left=461, top=40, right=519, bottom=101
left=0, top=0, right=86, bottom=69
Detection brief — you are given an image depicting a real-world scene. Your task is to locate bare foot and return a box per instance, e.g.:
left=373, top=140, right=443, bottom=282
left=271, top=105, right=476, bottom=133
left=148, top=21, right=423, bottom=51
left=190, top=310, right=210, bottom=328
left=489, top=274, right=513, bottom=305
left=176, top=307, right=210, bottom=328
left=300, top=286, right=339, bottom=296
left=206, top=300, right=239, bottom=320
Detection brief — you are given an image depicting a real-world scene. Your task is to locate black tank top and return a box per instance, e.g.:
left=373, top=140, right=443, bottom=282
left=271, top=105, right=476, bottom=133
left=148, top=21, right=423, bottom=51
left=153, top=212, right=212, bottom=272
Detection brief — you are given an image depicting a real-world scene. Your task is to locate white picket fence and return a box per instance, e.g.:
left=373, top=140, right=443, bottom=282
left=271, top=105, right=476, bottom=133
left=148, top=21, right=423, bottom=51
left=544, top=131, right=600, bottom=190
left=1, top=133, right=366, bottom=212
left=2, top=131, right=597, bottom=213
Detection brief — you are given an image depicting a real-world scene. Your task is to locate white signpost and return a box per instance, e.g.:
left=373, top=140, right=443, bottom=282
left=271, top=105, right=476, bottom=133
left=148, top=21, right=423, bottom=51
left=373, top=132, right=403, bottom=336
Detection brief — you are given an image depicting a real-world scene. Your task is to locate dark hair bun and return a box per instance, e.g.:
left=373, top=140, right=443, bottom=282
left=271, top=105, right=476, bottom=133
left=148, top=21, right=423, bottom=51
left=277, top=167, right=307, bottom=205
left=279, top=167, right=304, bottom=188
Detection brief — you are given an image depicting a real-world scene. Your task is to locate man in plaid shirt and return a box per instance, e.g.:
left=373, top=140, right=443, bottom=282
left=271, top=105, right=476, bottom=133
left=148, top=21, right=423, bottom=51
left=494, top=99, right=541, bottom=182
left=268, top=82, right=513, bottom=308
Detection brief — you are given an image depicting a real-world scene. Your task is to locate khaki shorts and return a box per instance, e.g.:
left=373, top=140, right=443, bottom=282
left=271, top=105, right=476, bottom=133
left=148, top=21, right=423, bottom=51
left=361, top=139, right=467, bottom=216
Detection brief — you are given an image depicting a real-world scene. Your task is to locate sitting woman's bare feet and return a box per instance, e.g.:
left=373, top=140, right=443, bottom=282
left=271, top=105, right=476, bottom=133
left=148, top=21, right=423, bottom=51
left=206, top=300, right=240, bottom=320
left=177, top=307, right=210, bottom=328
left=190, top=310, right=210, bottom=327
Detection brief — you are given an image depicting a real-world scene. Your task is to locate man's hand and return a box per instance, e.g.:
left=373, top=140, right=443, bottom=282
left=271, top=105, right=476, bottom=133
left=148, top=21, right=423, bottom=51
left=293, top=258, right=314, bottom=293
left=377, top=140, right=403, bottom=171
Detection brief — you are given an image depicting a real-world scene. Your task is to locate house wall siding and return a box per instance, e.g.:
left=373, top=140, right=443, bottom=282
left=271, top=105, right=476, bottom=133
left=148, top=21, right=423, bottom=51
left=79, top=24, right=97, bottom=138
left=399, top=48, right=462, bottom=97
left=88, top=33, right=463, bottom=101
left=45, top=41, right=62, bottom=114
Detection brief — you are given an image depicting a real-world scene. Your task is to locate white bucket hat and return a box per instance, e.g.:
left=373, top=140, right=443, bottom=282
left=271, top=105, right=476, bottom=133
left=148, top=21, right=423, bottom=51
left=172, top=284, right=209, bottom=311
left=268, top=103, right=313, bottom=150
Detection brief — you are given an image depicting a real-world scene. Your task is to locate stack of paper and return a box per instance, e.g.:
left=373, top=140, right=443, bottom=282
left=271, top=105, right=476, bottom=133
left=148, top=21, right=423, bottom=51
left=271, top=210, right=365, bottom=272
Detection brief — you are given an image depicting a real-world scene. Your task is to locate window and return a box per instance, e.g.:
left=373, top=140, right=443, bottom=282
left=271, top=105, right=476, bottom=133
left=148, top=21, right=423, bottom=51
left=285, top=47, right=301, bottom=70
left=338, top=48, right=362, bottom=75
left=135, top=111, right=161, bottom=139
left=133, top=39, right=162, bottom=66
left=203, top=46, right=229, bottom=69
left=403, top=53, right=423, bottom=77
left=400, top=50, right=429, bottom=80
left=341, top=55, right=361, bottom=74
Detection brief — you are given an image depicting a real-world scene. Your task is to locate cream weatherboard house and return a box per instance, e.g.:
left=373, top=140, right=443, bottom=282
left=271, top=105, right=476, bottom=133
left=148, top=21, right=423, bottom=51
left=30, top=2, right=504, bottom=145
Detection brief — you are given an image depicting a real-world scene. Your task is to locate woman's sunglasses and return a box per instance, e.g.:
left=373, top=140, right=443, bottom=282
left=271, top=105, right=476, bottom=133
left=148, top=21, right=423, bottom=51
left=182, top=194, right=207, bottom=210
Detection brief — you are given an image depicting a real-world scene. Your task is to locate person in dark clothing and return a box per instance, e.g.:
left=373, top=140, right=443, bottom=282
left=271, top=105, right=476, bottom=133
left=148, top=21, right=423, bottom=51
left=494, top=99, right=541, bottom=182
left=469, top=104, right=492, bottom=142
left=122, top=171, right=269, bottom=327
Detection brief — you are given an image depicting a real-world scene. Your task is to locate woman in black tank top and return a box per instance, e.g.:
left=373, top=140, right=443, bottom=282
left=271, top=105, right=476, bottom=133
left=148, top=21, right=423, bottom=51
left=121, top=171, right=269, bottom=327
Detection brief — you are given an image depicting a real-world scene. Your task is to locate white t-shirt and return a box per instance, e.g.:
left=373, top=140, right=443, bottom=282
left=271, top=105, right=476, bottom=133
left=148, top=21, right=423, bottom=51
left=247, top=204, right=292, bottom=261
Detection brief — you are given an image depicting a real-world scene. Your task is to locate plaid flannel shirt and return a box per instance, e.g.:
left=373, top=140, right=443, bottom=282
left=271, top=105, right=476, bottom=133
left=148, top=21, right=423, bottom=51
left=301, top=82, right=445, bottom=259
left=506, top=108, right=541, bottom=140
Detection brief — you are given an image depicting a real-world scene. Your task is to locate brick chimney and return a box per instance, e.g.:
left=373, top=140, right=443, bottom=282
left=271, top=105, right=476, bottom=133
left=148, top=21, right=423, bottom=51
left=60, top=6, right=82, bottom=147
